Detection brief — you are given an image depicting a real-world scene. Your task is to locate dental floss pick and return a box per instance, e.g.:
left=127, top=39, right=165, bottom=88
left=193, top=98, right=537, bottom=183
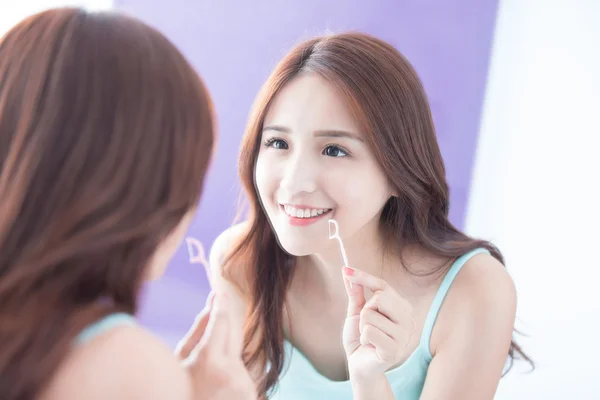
left=327, top=219, right=352, bottom=289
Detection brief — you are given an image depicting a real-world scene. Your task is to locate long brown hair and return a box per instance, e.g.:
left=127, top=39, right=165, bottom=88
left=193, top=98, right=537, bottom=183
left=222, top=32, right=533, bottom=397
left=0, top=8, right=215, bottom=400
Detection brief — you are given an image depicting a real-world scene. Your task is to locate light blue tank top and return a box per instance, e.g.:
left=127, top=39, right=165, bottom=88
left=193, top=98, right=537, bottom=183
left=268, top=248, right=490, bottom=400
left=75, top=312, right=137, bottom=345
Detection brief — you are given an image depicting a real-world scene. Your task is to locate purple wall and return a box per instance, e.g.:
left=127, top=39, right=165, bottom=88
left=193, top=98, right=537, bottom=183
left=114, top=0, right=499, bottom=345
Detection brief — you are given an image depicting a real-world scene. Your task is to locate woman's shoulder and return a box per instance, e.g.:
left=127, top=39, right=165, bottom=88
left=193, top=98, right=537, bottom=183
left=209, top=221, right=251, bottom=292
left=209, top=221, right=250, bottom=270
left=42, top=324, right=191, bottom=400
left=451, top=250, right=514, bottom=299
left=430, top=250, right=516, bottom=356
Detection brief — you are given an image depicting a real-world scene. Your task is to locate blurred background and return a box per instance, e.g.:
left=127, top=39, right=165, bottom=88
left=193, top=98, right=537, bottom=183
left=2, top=1, right=599, bottom=398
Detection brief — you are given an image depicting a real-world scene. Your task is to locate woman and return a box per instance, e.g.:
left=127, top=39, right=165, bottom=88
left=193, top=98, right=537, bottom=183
left=0, top=8, right=255, bottom=400
left=210, top=32, right=533, bottom=399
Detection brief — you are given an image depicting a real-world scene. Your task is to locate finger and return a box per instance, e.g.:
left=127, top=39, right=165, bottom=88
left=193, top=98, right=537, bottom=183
left=174, top=292, right=216, bottom=359
left=361, top=325, right=397, bottom=363
left=343, top=266, right=387, bottom=292
left=226, top=306, right=244, bottom=357
left=343, top=267, right=366, bottom=317
left=365, top=293, right=416, bottom=346
left=363, top=290, right=411, bottom=325
left=175, top=310, right=210, bottom=360
left=359, top=307, right=396, bottom=339
left=343, top=266, right=409, bottom=323
left=196, top=293, right=231, bottom=355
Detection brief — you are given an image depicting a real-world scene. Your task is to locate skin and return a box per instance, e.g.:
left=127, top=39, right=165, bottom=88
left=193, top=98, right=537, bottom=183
left=42, top=211, right=256, bottom=400
left=211, top=73, right=517, bottom=399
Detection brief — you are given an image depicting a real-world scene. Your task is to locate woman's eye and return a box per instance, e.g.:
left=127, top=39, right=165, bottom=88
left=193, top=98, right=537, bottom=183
left=323, top=145, right=348, bottom=157
left=264, top=138, right=288, bottom=150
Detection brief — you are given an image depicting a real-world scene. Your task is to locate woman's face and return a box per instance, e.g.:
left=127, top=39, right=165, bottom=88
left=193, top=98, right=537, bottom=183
left=255, top=73, right=394, bottom=256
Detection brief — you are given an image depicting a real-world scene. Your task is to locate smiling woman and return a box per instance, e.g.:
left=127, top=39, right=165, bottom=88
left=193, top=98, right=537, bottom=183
left=209, top=32, right=532, bottom=400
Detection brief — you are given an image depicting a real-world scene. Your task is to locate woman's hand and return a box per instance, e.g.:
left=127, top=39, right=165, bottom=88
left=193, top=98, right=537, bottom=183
left=342, top=266, right=417, bottom=383
left=175, top=292, right=256, bottom=400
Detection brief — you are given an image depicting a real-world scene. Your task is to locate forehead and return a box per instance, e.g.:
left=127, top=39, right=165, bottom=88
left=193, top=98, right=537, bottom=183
left=264, top=73, right=360, bottom=134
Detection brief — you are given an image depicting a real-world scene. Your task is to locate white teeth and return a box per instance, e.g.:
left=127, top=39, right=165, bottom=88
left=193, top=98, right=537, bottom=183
left=283, top=205, right=330, bottom=219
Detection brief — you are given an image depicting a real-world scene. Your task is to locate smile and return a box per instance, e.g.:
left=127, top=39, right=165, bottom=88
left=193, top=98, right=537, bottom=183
left=280, top=204, right=332, bottom=226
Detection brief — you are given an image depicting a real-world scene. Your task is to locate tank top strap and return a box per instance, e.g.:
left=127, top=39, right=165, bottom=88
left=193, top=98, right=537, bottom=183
left=75, top=312, right=136, bottom=345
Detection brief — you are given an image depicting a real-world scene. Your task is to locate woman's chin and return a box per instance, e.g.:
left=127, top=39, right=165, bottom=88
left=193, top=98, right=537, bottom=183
left=274, top=235, right=323, bottom=257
